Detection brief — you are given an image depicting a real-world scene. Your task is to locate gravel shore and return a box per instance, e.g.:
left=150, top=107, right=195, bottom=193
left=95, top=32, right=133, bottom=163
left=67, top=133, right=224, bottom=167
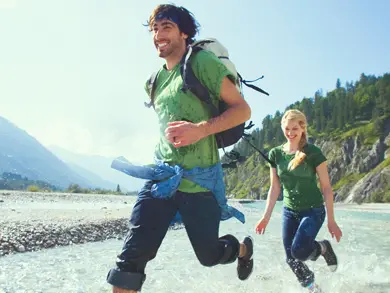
left=0, top=190, right=135, bottom=257
left=2, top=190, right=388, bottom=258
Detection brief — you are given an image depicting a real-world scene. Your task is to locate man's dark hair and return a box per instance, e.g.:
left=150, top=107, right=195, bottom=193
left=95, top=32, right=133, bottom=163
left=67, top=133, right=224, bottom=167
left=145, top=4, right=200, bottom=45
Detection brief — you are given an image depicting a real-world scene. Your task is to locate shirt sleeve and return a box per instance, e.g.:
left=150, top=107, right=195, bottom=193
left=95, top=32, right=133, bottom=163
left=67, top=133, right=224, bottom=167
left=190, top=50, right=236, bottom=101
left=309, top=145, right=327, bottom=167
left=268, top=148, right=277, bottom=168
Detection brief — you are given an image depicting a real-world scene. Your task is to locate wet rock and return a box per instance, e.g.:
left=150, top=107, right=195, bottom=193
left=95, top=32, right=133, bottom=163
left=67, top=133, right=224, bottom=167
left=16, top=244, right=26, bottom=252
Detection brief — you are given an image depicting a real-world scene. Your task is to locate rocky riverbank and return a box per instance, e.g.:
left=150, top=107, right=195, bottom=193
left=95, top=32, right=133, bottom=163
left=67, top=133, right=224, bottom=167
left=0, top=190, right=134, bottom=257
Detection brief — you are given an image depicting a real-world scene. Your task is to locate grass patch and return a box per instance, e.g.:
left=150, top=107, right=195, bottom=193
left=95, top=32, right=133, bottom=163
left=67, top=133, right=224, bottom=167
left=335, top=121, right=378, bottom=145
left=27, top=185, right=40, bottom=192
left=363, top=158, right=390, bottom=203
left=234, top=188, right=250, bottom=199
left=333, top=173, right=366, bottom=191
left=366, top=189, right=390, bottom=203
left=384, top=191, right=390, bottom=203
left=371, top=157, right=390, bottom=174
left=308, top=121, right=379, bottom=145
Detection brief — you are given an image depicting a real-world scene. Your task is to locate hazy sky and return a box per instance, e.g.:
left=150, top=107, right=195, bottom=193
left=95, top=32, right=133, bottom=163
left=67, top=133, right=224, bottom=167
left=1, top=0, right=389, bottom=164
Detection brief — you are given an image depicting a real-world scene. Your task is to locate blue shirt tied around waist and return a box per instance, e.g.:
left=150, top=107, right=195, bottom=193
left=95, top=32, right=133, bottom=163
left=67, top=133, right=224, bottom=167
left=111, top=156, right=245, bottom=227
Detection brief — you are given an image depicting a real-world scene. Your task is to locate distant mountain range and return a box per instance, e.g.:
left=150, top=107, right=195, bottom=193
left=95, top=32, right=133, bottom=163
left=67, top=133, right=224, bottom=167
left=48, top=145, right=144, bottom=192
left=0, top=116, right=144, bottom=191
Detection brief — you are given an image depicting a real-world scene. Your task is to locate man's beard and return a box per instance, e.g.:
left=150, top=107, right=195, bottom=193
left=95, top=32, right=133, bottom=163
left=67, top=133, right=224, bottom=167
left=158, top=39, right=182, bottom=58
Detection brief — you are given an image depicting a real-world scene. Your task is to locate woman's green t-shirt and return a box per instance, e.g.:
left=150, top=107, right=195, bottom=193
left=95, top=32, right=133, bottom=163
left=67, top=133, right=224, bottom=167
left=268, top=143, right=327, bottom=211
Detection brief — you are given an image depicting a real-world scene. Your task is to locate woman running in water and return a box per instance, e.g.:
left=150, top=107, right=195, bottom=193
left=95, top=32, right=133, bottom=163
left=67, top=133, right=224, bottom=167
left=255, top=109, right=343, bottom=292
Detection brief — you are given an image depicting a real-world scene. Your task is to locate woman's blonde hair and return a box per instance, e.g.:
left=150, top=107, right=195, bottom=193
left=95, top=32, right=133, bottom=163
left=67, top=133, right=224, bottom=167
left=281, top=109, right=308, bottom=170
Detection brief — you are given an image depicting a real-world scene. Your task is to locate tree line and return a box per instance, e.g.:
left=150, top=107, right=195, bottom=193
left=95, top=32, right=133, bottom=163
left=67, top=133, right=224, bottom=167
left=229, top=73, right=390, bottom=160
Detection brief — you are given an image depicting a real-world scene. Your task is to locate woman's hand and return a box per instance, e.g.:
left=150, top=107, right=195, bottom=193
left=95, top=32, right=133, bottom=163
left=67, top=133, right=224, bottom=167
left=255, top=217, right=270, bottom=234
left=327, top=220, right=343, bottom=242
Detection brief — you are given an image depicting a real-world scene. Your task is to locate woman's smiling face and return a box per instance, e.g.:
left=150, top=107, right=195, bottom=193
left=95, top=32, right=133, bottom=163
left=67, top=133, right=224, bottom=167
left=282, top=119, right=304, bottom=144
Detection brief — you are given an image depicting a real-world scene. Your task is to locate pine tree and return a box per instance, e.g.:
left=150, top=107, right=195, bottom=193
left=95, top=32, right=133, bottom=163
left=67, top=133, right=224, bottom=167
left=336, top=78, right=341, bottom=89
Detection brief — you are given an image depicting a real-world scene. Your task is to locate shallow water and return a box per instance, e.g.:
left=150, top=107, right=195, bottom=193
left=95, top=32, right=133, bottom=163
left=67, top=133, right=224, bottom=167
left=0, top=201, right=389, bottom=293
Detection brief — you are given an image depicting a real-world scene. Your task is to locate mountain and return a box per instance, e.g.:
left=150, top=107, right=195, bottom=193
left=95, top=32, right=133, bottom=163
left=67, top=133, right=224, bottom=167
left=48, top=146, right=144, bottom=192
left=0, top=116, right=90, bottom=189
left=315, top=130, right=390, bottom=203
left=65, top=161, right=118, bottom=190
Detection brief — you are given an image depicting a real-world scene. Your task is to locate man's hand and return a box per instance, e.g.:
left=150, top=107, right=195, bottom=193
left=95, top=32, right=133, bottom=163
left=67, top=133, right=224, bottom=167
left=165, top=121, right=208, bottom=148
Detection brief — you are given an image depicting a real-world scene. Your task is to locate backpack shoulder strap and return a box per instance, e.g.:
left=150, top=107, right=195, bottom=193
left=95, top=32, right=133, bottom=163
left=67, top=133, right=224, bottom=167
left=179, top=46, right=219, bottom=117
left=180, top=46, right=227, bottom=149
left=144, top=70, right=160, bottom=109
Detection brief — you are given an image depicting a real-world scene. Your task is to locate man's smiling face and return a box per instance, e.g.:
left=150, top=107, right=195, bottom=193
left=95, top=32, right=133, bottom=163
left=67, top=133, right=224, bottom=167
left=152, top=18, right=187, bottom=58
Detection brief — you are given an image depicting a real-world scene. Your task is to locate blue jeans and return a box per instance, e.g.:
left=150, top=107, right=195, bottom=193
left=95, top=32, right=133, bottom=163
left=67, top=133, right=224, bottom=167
left=106, top=181, right=240, bottom=291
left=282, top=205, right=325, bottom=287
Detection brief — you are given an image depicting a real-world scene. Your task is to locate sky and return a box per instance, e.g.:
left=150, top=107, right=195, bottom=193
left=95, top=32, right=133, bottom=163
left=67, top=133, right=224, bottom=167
left=1, top=0, right=389, bottom=164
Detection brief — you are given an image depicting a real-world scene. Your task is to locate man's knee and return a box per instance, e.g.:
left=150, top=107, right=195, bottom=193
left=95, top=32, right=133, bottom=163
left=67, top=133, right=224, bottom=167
left=192, top=239, right=221, bottom=267
left=196, top=253, right=218, bottom=267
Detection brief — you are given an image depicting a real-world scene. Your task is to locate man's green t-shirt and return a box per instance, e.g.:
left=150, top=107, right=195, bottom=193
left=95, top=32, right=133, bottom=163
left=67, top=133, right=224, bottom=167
left=145, top=50, right=235, bottom=193
left=268, top=143, right=327, bottom=211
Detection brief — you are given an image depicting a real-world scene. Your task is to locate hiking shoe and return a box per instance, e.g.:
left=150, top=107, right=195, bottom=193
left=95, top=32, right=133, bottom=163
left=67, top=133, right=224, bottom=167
left=319, top=240, right=338, bottom=272
left=237, top=236, right=253, bottom=280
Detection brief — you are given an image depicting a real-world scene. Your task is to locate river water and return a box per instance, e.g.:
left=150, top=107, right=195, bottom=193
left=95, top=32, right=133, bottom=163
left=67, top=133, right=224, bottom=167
left=0, top=201, right=389, bottom=293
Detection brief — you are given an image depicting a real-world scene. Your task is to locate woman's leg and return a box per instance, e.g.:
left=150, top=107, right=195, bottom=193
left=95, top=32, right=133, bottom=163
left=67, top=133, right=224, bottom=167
left=282, top=207, right=315, bottom=287
left=290, top=206, right=326, bottom=262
